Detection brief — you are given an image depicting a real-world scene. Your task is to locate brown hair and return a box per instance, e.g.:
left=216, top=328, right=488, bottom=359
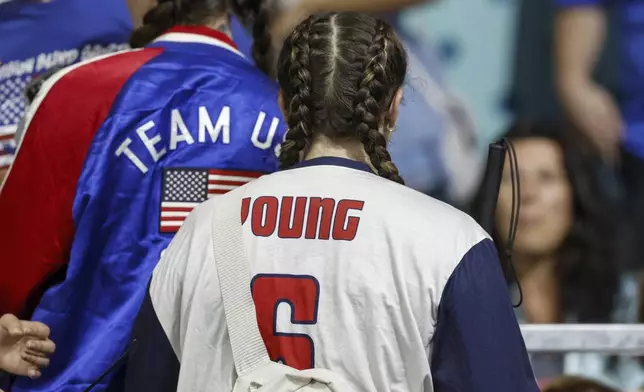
left=129, top=0, right=273, bottom=76
left=276, top=12, right=407, bottom=184
left=542, top=376, right=619, bottom=392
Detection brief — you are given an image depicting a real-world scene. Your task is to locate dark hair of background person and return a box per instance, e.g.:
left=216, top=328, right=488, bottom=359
left=470, top=122, right=619, bottom=323
left=541, top=375, right=619, bottom=392
left=24, top=67, right=63, bottom=104
left=129, top=0, right=274, bottom=76
left=276, top=12, right=407, bottom=185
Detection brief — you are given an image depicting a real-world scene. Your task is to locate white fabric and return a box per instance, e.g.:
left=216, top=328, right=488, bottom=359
left=521, top=324, right=644, bottom=354
left=149, top=164, right=489, bottom=392
left=212, top=186, right=359, bottom=392
left=211, top=195, right=271, bottom=375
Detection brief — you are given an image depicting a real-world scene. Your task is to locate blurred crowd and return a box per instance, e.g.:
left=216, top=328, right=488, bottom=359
left=1, top=0, right=643, bottom=391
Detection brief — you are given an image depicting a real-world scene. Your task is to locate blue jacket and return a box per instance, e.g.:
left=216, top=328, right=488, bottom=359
left=0, top=25, right=285, bottom=391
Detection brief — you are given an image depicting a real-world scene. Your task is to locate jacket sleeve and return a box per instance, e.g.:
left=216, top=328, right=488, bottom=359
left=124, top=211, right=201, bottom=392
left=123, top=280, right=181, bottom=392
left=430, top=238, right=539, bottom=392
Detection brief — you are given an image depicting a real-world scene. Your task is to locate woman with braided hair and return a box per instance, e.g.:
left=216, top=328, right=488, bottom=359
left=233, top=0, right=480, bottom=202
left=0, top=0, right=286, bottom=391
left=135, top=12, right=539, bottom=392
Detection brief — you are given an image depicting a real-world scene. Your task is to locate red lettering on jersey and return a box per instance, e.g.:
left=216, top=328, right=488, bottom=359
left=332, top=199, right=364, bottom=241
left=241, top=197, right=251, bottom=224
left=249, top=197, right=363, bottom=240
left=251, top=196, right=278, bottom=236
left=305, top=198, right=335, bottom=240
left=251, top=274, right=320, bottom=369
left=277, top=197, right=307, bottom=239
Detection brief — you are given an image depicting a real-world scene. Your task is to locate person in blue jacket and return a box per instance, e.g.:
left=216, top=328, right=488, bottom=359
left=0, top=0, right=286, bottom=390
left=554, top=0, right=644, bottom=271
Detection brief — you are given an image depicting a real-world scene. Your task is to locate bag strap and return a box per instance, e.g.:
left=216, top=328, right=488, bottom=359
left=211, top=195, right=271, bottom=377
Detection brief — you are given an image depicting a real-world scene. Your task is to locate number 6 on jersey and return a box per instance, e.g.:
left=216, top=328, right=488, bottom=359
left=251, top=274, right=320, bottom=370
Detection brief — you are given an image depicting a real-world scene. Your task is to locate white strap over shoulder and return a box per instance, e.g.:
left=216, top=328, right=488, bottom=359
left=211, top=195, right=272, bottom=377
left=211, top=193, right=359, bottom=392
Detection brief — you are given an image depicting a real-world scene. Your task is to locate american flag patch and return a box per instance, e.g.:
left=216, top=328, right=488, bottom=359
left=0, top=75, right=30, bottom=129
left=0, top=129, right=16, bottom=170
left=160, top=168, right=263, bottom=233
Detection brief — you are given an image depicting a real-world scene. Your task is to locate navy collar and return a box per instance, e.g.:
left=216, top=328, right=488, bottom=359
left=290, top=157, right=374, bottom=174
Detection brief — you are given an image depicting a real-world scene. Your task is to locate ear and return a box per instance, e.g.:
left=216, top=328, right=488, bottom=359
left=278, top=89, right=289, bottom=122
left=387, top=88, right=403, bottom=126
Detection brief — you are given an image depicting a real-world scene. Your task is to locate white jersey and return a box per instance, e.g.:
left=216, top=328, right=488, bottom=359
left=124, top=157, right=538, bottom=392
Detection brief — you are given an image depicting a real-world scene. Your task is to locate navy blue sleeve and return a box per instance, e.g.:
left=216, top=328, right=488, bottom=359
left=431, top=239, right=538, bottom=392
left=0, top=370, right=13, bottom=391
left=123, top=283, right=179, bottom=392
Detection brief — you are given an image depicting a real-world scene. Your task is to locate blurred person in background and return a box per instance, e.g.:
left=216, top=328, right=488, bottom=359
left=494, top=123, right=618, bottom=326
left=509, top=0, right=618, bottom=124
left=0, top=0, right=132, bottom=182
left=554, top=0, right=644, bottom=271
left=472, top=122, right=641, bottom=388
left=541, top=376, right=618, bottom=392
left=232, top=0, right=481, bottom=203
left=0, top=0, right=286, bottom=390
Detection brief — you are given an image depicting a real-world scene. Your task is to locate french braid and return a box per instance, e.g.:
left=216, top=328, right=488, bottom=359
left=277, top=16, right=315, bottom=169
left=352, top=21, right=404, bottom=184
